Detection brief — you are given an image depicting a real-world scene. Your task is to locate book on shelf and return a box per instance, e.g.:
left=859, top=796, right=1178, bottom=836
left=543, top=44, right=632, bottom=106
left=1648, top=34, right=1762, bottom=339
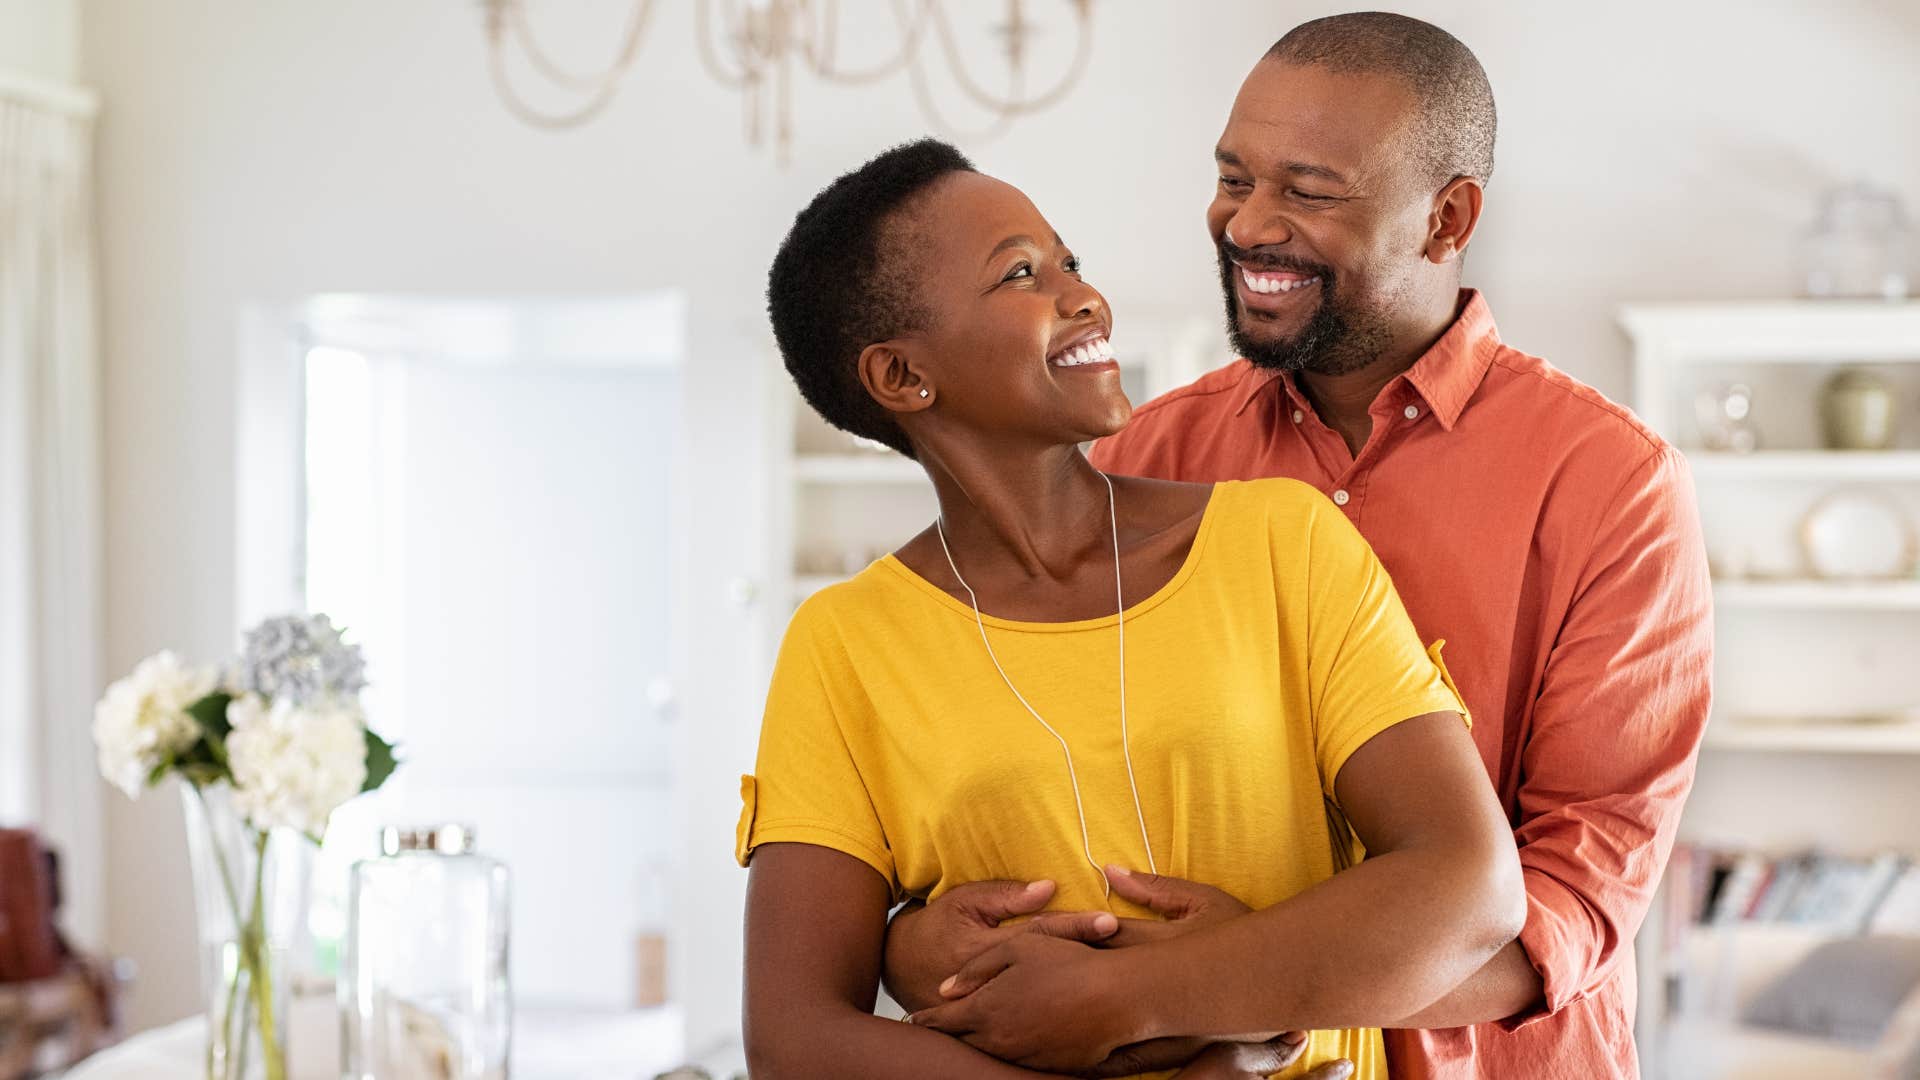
left=1872, top=861, right=1920, bottom=936
left=1673, top=843, right=1920, bottom=936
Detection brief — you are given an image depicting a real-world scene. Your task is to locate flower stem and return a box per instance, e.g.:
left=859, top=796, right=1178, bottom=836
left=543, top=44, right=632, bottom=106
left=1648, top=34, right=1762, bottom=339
left=197, top=784, right=247, bottom=1080
left=246, top=829, right=286, bottom=1080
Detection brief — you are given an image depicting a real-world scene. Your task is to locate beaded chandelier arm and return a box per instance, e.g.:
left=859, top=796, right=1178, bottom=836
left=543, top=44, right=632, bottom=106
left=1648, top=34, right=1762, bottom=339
left=483, top=0, right=1097, bottom=158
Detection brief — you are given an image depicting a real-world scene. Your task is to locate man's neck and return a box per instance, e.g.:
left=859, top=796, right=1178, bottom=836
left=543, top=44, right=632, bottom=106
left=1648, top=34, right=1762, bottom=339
left=1297, top=290, right=1464, bottom=457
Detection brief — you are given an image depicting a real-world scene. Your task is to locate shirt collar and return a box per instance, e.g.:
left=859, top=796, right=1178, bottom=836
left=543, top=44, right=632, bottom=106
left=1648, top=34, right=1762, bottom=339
left=1231, top=289, right=1501, bottom=432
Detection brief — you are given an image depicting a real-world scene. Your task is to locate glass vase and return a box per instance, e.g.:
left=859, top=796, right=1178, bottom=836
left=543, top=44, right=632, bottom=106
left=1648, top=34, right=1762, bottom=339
left=181, top=783, right=310, bottom=1080
left=1796, top=181, right=1913, bottom=300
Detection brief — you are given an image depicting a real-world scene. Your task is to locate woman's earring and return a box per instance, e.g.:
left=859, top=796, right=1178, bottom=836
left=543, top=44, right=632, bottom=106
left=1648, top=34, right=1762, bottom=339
left=918, top=388, right=930, bottom=399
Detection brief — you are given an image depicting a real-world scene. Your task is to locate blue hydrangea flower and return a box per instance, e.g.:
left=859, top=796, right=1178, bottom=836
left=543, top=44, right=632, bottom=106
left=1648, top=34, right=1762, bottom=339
left=233, top=613, right=368, bottom=705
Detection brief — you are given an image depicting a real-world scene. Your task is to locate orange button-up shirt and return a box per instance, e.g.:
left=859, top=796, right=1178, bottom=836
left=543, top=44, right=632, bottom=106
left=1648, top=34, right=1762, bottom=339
left=1089, top=291, right=1713, bottom=1080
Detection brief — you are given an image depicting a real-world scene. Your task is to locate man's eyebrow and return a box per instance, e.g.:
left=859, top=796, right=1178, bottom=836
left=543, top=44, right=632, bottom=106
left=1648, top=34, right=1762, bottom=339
left=1286, top=161, right=1348, bottom=184
left=1214, top=147, right=1349, bottom=185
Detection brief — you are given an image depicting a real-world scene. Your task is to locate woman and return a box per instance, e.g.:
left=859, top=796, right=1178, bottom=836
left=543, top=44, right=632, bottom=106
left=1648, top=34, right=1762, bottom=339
left=738, top=138, right=1524, bottom=1080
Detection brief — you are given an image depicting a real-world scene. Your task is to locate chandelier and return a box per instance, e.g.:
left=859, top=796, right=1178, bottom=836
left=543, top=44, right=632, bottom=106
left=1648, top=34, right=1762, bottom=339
left=482, top=0, right=1096, bottom=159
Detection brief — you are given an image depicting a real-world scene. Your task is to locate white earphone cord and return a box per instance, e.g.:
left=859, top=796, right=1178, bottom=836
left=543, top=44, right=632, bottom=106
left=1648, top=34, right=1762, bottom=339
left=934, top=471, right=1158, bottom=898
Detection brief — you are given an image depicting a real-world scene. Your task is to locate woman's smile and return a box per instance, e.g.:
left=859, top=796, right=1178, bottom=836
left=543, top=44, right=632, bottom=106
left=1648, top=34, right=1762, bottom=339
left=1047, top=330, right=1118, bottom=372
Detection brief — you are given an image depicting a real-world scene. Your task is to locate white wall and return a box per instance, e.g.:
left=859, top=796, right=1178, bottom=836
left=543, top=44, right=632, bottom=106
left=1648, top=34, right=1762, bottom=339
left=78, top=0, right=1920, bottom=1037
left=0, top=0, right=79, bottom=83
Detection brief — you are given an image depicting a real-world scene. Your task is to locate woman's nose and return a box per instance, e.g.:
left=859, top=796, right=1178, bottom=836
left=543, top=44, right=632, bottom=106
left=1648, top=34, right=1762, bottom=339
left=1058, top=278, right=1106, bottom=322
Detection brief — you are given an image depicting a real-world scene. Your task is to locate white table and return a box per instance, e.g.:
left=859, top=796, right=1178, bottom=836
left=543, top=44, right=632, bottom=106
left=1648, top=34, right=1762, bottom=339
left=65, top=997, right=710, bottom=1080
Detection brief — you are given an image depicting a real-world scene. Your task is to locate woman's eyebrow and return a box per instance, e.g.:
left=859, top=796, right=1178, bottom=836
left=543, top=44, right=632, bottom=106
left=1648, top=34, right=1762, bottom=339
left=984, top=232, right=1065, bottom=263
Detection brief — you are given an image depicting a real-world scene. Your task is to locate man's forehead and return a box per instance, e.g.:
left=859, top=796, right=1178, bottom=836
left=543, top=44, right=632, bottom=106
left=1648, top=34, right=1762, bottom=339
left=1219, top=60, right=1418, bottom=172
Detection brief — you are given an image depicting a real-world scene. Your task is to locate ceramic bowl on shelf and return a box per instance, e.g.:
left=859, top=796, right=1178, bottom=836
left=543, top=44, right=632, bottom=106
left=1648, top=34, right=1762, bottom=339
left=1799, top=489, right=1919, bottom=580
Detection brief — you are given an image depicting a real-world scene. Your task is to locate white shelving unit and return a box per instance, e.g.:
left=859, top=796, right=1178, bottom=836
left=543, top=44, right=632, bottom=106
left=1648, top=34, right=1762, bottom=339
left=792, top=454, right=926, bottom=485
left=1687, top=450, right=1920, bottom=481
left=1713, top=580, right=1920, bottom=611
left=1623, top=301, right=1920, bottom=1080
left=1703, top=722, right=1920, bottom=755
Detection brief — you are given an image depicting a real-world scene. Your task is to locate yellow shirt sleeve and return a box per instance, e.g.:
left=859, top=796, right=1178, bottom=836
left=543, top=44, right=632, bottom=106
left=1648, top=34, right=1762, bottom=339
left=735, top=597, right=898, bottom=894
left=1299, top=493, right=1469, bottom=797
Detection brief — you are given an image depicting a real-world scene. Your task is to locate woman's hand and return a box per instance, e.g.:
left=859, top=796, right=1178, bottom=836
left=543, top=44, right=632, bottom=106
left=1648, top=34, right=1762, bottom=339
left=1171, top=1036, right=1352, bottom=1080
left=1101, top=865, right=1254, bottom=949
left=907, top=934, right=1140, bottom=1072
left=883, top=879, right=1120, bottom=1011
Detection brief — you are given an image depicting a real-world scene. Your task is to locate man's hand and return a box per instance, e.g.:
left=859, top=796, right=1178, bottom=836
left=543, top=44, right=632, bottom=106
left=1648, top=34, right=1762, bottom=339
left=1171, top=1035, right=1353, bottom=1080
left=882, top=879, right=1119, bottom=1012
left=907, top=935, right=1138, bottom=1071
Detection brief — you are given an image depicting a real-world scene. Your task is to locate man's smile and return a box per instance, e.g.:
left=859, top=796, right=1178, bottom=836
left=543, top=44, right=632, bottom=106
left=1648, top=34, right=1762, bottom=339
left=1234, top=262, right=1322, bottom=315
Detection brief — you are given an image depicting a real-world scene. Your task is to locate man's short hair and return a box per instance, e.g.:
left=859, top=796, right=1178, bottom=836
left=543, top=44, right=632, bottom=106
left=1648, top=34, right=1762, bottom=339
left=766, top=138, right=976, bottom=460
left=1267, top=12, right=1496, bottom=187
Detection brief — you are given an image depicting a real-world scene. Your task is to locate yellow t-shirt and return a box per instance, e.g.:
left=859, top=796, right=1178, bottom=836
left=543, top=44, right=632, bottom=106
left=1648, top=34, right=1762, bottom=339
left=737, top=477, right=1467, bottom=1080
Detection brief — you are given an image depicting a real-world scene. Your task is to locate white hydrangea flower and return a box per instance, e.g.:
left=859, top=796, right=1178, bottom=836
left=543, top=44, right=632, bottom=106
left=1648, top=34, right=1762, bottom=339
left=225, top=694, right=369, bottom=837
left=93, top=651, right=218, bottom=798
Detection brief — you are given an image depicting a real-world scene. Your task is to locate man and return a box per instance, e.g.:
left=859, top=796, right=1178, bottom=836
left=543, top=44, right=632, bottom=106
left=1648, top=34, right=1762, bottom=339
left=883, top=12, right=1712, bottom=1079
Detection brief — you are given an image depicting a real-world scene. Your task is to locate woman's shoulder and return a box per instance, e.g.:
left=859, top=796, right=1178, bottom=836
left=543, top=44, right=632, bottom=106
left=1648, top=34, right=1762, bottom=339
left=1212, top=476, right=1341, bottom=523
left=790, top=559, right=906, bottom=623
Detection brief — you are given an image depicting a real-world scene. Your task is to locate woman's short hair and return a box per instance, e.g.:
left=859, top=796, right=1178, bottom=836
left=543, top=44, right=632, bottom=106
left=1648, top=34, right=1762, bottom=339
left=767, top=138, right=976, bottom=460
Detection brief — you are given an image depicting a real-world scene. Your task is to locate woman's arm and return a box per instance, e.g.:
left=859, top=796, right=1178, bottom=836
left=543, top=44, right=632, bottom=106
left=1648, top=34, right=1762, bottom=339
left=912, top=712, right=1526, bottom=1059
left=1387, top=939, right=1544, bottom=1029
left=1126, top=710, right=1527, bottom=1034
left=745, top=841, right=1078, bottom=1079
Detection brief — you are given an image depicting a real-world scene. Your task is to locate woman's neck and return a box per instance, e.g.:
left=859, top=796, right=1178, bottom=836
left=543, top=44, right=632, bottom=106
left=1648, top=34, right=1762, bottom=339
left=920, top=442, right=1113, bottom=583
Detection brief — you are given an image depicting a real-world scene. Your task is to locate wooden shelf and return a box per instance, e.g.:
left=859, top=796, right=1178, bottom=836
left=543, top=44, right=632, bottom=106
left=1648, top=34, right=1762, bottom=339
left=1687, top=450, right=1920, bottom=480
left=1714, top=580, right=1920, bottom=610
left=792, top=454, right=923, bottom=484
left=1703, top=722, right=1920, bottom=754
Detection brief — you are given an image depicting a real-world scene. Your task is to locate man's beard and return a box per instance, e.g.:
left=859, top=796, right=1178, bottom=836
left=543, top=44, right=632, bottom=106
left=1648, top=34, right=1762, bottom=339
left=1216, top=243, right=1392, bottom=376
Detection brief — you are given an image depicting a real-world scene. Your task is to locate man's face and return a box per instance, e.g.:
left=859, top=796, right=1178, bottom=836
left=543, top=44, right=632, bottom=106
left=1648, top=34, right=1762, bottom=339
left=1208, top=60, right=1438, bottom=375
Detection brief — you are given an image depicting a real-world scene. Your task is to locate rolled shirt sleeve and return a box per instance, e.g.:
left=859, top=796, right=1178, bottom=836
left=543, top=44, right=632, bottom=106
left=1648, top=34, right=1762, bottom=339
left=1501, top=446, right=1713, bottom=1027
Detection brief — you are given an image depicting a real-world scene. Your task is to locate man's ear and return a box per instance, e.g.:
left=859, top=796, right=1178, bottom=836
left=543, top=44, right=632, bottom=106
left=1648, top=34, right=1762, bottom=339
left=1424, top=176, right=1485, bottom=265
left=857, top=340, right=934, bottom=416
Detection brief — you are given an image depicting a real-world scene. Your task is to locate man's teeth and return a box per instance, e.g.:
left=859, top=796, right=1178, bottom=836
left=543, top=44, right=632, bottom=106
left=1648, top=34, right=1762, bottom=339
left=1240, top=267, right=1322, bottom=295
left=1050, top=336, right=1116, bottom=367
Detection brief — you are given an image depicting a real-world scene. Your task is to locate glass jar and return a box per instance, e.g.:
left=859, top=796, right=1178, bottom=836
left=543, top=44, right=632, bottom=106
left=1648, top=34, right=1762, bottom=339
left=1797, top=182, right=1913, bottom=300
left=342, top=824, right=511, bottom=1080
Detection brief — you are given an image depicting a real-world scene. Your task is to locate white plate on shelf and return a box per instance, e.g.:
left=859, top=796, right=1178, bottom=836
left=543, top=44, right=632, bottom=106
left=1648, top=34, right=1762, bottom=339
left=1799, top=489, right=1918, bottom=580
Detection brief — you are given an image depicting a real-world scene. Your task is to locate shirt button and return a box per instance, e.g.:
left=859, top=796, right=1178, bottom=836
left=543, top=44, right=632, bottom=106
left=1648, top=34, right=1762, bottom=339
left=1332, top=489, right=1351, bottom=506
left=1404, top=405, right=1420, bottom=420
left=1292, top=409, right=1304, bottom=424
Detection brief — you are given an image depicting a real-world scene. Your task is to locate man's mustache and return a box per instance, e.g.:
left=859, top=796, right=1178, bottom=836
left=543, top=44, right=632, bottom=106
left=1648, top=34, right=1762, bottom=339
left=1217, top=237, right=1332, bottom=281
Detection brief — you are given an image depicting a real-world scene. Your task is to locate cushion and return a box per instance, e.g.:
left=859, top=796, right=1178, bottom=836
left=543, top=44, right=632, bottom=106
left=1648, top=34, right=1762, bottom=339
left=1741, top=935, right=1920, bottom=1046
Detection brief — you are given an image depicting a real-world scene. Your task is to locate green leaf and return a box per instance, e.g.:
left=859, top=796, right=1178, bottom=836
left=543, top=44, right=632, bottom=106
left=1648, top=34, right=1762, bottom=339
left=146, top=755, right=175, bottom=788
left=361, top=729, right=398, bottom=794
left=186, top=691, right=234, bottom=743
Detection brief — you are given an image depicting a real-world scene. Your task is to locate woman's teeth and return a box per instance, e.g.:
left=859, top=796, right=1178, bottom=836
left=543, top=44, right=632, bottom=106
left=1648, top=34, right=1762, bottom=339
left=1240, top=267, right=1321, bottom=295
left=1050, top=336, right=1116, bottom=367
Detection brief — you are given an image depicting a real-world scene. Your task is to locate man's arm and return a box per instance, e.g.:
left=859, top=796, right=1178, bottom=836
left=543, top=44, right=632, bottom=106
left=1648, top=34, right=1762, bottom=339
left=1484, top=445, right=1712, bottom=1030
left=1393, top=447, right=1710, bottom=1031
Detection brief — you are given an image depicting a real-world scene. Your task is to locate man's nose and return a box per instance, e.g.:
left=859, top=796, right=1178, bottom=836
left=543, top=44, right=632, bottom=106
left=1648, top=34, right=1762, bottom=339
left=1224, top=193, right=1294, bottom=251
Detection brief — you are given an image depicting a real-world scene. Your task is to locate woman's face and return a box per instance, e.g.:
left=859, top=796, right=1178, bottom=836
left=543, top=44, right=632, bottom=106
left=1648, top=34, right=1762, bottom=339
left=887, top=171, right=1130, bottom=453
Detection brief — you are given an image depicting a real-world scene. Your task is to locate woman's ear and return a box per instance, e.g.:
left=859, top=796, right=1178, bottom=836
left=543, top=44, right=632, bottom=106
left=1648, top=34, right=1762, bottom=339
left=1424, top=176, right=1485, bottom=265
left=857, top=340, right=934, bottom=416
